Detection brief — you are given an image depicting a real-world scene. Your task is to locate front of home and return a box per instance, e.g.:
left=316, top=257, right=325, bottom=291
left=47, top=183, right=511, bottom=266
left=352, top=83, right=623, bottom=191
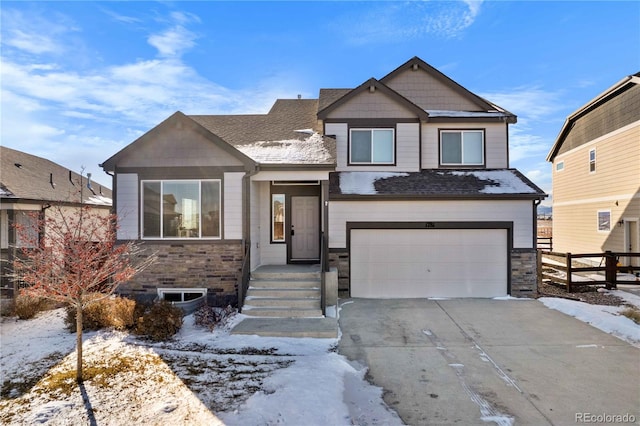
left=101, top=57, right=546, bottom=308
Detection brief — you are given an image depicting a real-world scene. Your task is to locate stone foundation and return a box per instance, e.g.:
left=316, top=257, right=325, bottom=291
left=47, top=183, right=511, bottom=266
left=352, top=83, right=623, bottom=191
left=510, top=248, right=538, bottom=298
left=120, top=241, right=243, bottom=307
left=329, top=251, right=350, bottom=292
left=329, top=248, right=538, bottom=298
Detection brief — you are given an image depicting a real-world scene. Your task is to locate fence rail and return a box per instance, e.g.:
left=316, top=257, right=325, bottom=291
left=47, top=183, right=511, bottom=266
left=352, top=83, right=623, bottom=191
left=537, top=237, right=552, bottom=251
left=538, top=250, right=640, bottom=292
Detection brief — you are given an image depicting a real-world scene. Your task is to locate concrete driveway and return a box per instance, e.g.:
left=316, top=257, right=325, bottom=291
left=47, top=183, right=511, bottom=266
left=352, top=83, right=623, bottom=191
left=338, top=299, right=640, bottom=425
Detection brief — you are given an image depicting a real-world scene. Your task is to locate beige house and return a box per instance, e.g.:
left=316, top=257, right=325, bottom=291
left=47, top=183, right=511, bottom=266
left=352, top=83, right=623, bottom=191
left=547, top=72, right=640, bottom=266
left=102, top=57, right=546, bottom=311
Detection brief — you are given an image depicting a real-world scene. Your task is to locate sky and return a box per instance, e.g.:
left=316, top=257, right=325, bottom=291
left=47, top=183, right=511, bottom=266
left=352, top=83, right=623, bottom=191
left=1, top=1, right=639, bottom=205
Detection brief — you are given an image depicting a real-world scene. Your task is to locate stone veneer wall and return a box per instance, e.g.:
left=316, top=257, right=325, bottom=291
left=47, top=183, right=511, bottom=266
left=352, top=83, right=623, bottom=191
left=120, top=242, right=243, bottom=307
left=509, top=248, right=538, bottom=297
left=330, top=248, right=538, bottom=298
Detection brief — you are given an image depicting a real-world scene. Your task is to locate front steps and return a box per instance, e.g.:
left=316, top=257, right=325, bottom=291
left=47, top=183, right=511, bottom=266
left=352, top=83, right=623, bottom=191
left=242, top=265, right=323, bottom=318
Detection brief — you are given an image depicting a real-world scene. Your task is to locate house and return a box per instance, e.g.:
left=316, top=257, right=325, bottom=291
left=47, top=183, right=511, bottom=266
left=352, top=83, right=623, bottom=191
left=101, top=57, right=546, bottom=312
left=546, top=72, right=640, bottom=266
left=0, top=147, right=112, bottom=307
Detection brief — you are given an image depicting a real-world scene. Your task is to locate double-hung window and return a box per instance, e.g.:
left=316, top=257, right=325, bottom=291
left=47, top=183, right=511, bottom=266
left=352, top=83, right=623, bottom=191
left=440, top=130, right=484, bottom=166
left=142, top=180, right=221, bottom=239
left=350, top=128, right=394, bottom=164
left=589, top=149, right=596, bottom=173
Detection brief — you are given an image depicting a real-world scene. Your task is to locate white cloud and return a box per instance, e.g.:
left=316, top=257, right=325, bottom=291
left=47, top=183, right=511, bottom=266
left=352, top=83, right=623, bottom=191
left=148, top=26, right=197, bottom=58
left=337, top=0, right=484, bottom=45
left=0, top=9, right=77, bottom=55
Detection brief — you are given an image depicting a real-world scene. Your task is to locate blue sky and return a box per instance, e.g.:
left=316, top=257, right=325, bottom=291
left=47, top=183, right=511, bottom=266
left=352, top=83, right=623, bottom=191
left=1, top=1, right=639, bottom=204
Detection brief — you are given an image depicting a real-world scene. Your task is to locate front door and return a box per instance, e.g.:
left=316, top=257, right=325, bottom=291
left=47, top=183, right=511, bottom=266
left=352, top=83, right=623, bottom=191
left=290, top=196, right=319, bottom=261
left=624, top=219, right=639, bottom=267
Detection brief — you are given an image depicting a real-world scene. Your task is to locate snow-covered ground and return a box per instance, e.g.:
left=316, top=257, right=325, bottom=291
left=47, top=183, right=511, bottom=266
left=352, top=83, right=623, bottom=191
left=0, top=310, right=401, bottom=425
left=1, top=290, right=639, bottom=425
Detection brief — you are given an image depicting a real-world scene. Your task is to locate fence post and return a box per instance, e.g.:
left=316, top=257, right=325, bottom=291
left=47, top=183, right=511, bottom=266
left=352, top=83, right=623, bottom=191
left=566, top=252, right=573, bottom=292
left=537, top=249, right=542, bottom=289
left=605, top=251, right=617, bottom=289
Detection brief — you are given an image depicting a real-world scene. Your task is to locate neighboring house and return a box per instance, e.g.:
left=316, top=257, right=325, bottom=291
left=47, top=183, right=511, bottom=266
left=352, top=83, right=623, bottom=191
left=101, top=56, right=546, bottom=309
left=547, top=73, right=640, bottom=266
left=0, top=146, right=112, bottom=300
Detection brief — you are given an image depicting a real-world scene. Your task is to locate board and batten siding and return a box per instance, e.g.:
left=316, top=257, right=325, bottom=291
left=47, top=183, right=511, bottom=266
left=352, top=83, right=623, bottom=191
left=116, top=173, right=139, bottom=240
left=552, top=121, right=640, bottom=254
left=328, top=200, right=534, bottom=249
left=324, top=89, right=418, bottom=120
left=326, top=122, right=420, bottom=172
left=223, top=172, right=244, bottom=240
left=249, top=181, right=262, bottom=270
left=421, top=122, right=508, bottom=169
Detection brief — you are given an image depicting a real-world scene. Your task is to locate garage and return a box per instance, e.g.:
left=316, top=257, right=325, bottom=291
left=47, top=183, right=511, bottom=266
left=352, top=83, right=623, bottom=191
left=350, top=228, right=508, bottom=298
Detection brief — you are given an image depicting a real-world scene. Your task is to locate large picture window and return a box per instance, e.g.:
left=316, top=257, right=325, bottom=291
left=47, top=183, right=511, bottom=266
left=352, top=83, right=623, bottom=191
left=350, top=129, right=394, bottom=164
left=440, top=130, right=484, bottom=166
left=142, top=180, right=221, bottom=239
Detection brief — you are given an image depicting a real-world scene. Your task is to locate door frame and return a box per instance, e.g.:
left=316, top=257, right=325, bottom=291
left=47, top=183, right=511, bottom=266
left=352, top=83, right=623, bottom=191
left=623, top=217, right=639, bottom=267
left=270, top=182, right=321, bottom=264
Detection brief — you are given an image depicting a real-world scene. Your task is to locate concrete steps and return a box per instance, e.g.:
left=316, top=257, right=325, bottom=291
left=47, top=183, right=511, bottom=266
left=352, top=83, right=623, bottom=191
left=241, top=266, right=323, bottom=319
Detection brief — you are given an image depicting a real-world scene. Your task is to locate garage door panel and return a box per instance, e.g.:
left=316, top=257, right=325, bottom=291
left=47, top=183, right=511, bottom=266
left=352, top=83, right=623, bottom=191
left=351, top=229, right=507, bottom=298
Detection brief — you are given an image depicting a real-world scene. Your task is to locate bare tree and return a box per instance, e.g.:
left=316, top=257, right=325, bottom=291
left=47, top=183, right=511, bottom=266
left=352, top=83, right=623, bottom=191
left=12, top=205, right=154, bottom=382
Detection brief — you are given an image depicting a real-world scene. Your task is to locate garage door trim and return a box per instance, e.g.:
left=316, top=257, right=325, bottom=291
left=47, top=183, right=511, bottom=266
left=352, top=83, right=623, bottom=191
left=346, top=221, right=513, bottom=297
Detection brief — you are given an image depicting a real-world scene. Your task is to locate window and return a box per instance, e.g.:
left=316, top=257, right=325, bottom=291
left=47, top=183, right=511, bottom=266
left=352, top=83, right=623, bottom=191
left=157, top=288, right=207, bottom=302
left=272, top=194, right=285, bottom=242
left=15, top=211, right=39, bottom=248
left=589, top=149, right=596, bottom=173
left=142, top=180, right=221, bottom=239
left=597, top=210, right=610, bottom=232
left=440, top=130, right=484, bottom=166
left=555, top=161, right=564, bottom=172
left=350, top=129, right=394, bottom=164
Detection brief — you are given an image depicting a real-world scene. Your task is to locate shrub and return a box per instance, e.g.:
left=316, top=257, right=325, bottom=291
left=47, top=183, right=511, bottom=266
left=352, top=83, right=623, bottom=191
left=65, top=295, right=136, bottom=332
left=135, top=300, right=183, bottom=341
left=13, top=291, right=51, bottom=320
left=621, top=307, right=640, bottom=325
left=194, top=304, right=236, bottom=331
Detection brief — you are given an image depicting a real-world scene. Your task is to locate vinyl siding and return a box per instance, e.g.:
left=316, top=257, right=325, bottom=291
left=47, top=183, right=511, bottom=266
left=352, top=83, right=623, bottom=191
left=327, top=122, right=420, bottom=172
left=249, top=181, right=262, bottom=270
left=223, top=172, right=244, bottom=240
left=328, top=200, right=534, bottom=249
left=385, top=69, right=481, bottom=111
left=552, top=121, right=640, bottom=253
left=421, top=122, right=508, bottom=169
left=0, top=210, right=7, bottom=249
left=116, top=173, right=138, bottom=240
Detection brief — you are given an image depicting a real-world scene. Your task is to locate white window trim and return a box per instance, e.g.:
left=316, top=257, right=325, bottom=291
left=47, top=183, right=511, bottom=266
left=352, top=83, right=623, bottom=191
left=597, top=210, right=611, bottom=232
left=589, top=148, right=596, bottom=173
left=157, top=288, right=207, bottom=302
left=140, top=179, right=222, bottom=240
left=555, top=161, right=564, bottom=172
left=439, top=130, right=485, bottom=166
left=349, top=128, right=395, bottom=165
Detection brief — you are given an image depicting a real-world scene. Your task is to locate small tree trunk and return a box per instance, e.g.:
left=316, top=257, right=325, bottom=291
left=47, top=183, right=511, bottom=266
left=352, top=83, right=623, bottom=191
left=76, top=302, right=83, bottom=383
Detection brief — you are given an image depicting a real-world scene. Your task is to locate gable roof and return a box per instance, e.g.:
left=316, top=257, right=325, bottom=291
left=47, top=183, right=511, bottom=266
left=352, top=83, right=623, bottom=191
left=317, top=56, right=516, bottom=123
left=1, top=146, right=112, bottom=206
left=547, top=72, right=640, bottom=162
left=317, top=78, right=429, bottom=120
left=329, top=169, right=546, bottom=200
left=101, top=111, right=256, bottom=172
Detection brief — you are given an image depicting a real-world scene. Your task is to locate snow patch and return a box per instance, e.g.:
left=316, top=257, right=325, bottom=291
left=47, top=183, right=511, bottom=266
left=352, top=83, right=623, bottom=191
left=236, top=133, right=333, bottom=164
left=338, top=172, right=409, bottom=195
left=451, top=170, right=538, bottom=194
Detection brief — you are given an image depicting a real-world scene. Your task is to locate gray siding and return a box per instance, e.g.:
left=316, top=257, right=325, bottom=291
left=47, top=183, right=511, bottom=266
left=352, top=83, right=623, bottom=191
left=324, top=90, right=417, bottom=119
left=116, top=173, right=138, bottom=240
left=223, top=172, right=244, bottom=240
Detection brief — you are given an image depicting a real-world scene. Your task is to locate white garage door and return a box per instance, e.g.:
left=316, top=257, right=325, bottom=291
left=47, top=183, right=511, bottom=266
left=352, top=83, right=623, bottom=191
left=350, top=228, right=508, bottom=298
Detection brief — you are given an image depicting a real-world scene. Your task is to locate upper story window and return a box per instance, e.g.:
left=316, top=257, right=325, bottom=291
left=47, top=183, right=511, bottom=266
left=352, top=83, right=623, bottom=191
left=589, top=148, right=596, bottom=173
left=440, top=130, right=484, bottom=166
left=142, top=180, right=221, bottom=239
left=349, top=128, right=394, bottom=164
left=555, top=161, right=565, bottom=172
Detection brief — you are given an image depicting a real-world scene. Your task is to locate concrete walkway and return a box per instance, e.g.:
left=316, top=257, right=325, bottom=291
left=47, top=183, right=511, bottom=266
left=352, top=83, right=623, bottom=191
left=231, top=317, right=338, bottom=338
left=338, top=298, right=640, bottom=425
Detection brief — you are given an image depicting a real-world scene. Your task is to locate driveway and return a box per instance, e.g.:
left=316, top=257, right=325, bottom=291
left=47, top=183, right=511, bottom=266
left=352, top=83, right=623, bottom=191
left=338, top=299, right=640, bottom=425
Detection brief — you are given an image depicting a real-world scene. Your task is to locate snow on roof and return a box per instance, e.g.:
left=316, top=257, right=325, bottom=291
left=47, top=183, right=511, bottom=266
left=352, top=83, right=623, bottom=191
left=235, top=133, right=333, bottom=164
left=426, top=110, right=510, bottom=118
left=451, top=170, right=538, bottom=194
left=86, top=194, right=113, bottom=206
left=339, top=172, right=410, bottom=195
